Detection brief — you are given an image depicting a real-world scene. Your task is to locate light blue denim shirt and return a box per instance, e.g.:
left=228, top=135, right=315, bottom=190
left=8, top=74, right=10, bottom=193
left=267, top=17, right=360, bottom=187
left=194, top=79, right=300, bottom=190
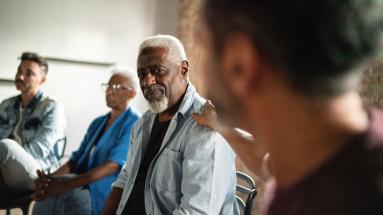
left=0, top=91, right=66, bottom=172
left=113, top=84, right=239, bottom=215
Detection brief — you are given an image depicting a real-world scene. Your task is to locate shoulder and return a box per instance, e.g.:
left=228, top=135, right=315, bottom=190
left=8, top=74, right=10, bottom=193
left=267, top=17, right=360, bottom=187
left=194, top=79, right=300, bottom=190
left=177, top=91, right=237, bottom=154
left=127, top=107, right=141, bottom=122
left=40, top=94, right=62, bottom=106
left=118, top=108, right=142, bottom=133
left=137, top=109, right=153, bottom=126
left=181, top=93, right=210, bottom=135
left=187, top=90, right=206, bottom=114
left=0, top=95, right=18, bottom=109
left=84, top=113, right=108, bottom=133
left=182, top=101, right=232, bottom=152
left=185, top=122, right=225, bottom=146
left=126, top=109, right=151, bottom=138
left=37, top=94, right=64, bottom=112
left=181, top=121, right=234, bottom=160
left=92, top=113, right=108, bottom=124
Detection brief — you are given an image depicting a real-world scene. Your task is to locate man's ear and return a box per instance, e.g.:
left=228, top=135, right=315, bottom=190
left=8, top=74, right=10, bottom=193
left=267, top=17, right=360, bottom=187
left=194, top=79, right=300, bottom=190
left=181, top=60, right=189, bottom=76
left=129, top=90, right=137, bottom=99
left=40, top=73, right=47, bottom=85
left=220, top=33, right=262, bottom=98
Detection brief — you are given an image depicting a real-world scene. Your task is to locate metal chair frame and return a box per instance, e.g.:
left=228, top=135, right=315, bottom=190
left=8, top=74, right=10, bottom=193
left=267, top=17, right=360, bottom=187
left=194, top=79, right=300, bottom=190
left=0, top=137, right=67, bottom=215
left=236, top=171, right=258, bottom=215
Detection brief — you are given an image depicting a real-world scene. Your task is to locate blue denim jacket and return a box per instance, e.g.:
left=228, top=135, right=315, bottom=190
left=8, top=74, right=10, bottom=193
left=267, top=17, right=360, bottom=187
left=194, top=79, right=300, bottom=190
left=113, top=84, right=239, bottom=215
left=0, top=91, right=66, bottom=172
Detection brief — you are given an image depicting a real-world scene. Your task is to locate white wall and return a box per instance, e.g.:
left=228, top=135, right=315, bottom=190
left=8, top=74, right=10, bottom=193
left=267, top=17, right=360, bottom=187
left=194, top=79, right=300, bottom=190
left=0, top=0, right=179, bottom=155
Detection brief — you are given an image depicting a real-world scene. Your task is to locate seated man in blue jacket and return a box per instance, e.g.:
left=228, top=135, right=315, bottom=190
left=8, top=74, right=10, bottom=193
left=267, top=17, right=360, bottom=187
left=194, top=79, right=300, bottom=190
left=0, top=52, right=66, bottom=193
left=31, top=67, right=141, bottom=215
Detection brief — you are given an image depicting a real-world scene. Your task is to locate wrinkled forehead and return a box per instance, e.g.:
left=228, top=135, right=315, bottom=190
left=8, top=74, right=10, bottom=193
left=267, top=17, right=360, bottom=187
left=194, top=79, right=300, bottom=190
left=108, top=74, right=131, bottom=85
left=18, top=60, right=44, bottom=73
left=137, top=47, right=169, bottom=68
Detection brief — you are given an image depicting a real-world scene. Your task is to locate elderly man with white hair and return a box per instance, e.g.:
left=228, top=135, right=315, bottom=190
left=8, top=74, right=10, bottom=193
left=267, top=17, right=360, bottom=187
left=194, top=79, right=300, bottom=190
left=101, top=35, right=239, bottom=215
left=31, top=67, right=141, bottom=215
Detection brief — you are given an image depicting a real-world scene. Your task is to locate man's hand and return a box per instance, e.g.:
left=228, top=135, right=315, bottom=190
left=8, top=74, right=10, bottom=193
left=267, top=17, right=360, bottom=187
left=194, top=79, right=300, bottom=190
left=193, top=100, right=272, bottom=180
left=31, top=170, right=66, bottom=201
left=192, top=100, right=219, bottom=129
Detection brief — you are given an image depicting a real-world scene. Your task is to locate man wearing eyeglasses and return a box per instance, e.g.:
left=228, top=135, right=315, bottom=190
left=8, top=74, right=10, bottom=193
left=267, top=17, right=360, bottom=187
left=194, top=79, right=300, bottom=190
left=0, top=52, right=66, bottom=194
left=31, top=67, right=141, bottom=215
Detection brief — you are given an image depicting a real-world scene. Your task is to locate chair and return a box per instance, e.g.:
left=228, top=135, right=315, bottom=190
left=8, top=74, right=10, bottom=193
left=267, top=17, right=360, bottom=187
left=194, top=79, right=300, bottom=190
left=236, top=171, right=258, bottom=215
left=54, top=136, right=67, bottom=160
left=0, top=191, right=32, bottom=215
left=0, top=137, right=67, bottom=215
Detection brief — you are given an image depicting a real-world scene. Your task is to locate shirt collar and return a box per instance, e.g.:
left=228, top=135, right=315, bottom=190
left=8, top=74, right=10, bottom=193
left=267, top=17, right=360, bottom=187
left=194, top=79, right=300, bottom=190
left=173, top=83, right=196, bottom=118
left=14, top=90, right=44, bottom=110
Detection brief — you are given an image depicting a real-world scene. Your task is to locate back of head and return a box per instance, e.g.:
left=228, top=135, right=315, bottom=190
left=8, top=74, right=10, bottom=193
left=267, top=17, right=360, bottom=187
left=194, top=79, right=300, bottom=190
left=204, top=0, right=383, bottom=97
left=20, top=52, right=49, bottom=74
left=138, top=35, right=187, bottom=63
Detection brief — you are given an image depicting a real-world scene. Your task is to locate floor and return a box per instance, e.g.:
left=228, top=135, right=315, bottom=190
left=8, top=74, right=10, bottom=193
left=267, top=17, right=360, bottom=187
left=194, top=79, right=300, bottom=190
left=0, top=209, right=23, bottom=215
left=0, top=201, right=34, bottom=215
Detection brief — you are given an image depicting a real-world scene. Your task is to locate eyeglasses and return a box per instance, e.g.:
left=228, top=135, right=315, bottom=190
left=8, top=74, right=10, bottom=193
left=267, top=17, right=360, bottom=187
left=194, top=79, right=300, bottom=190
left=101, top=83, right=132, bottom=93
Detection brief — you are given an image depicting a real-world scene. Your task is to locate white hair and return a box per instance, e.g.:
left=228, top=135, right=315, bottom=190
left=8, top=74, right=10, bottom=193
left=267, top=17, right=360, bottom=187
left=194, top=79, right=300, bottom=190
left=148, top=97, right=169, bottom=113
left=138, top=35, right=187, bottom=63
left=110, top=66, right=139, bottom=91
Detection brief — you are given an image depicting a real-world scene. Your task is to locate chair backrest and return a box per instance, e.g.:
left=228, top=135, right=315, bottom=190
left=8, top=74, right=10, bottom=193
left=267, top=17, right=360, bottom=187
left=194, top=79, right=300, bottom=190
left=236, top=171, right=257, bottom=215
left=53, top=136, right=67, bottom=159
left=44, top=137, right=67, bottom=174
left=0, top=191, right=32, bottom=215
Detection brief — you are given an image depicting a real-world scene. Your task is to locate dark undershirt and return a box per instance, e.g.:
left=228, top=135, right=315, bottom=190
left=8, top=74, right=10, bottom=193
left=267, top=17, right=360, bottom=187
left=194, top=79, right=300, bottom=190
left=73, top=118, right=108, bottom=174
left=122, top=115, right=171, bottom=215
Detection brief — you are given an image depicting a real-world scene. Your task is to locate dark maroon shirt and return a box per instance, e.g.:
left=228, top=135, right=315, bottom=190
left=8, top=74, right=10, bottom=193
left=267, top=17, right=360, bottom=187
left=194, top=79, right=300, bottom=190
left=264, top=109, right=383, bottom=215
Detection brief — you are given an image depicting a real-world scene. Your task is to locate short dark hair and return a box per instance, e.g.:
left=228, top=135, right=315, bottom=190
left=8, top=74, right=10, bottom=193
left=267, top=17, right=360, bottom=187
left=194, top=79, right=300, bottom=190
left=20, top=52, right=49, bottom=74
left=204, top=0, right=383, bottom=96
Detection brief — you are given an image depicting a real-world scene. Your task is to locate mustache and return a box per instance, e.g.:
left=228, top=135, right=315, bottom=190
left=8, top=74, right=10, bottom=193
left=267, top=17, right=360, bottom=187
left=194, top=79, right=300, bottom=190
left=15, top=79, right=24, bottom=85
left=143, top=84, right=165, bottom=97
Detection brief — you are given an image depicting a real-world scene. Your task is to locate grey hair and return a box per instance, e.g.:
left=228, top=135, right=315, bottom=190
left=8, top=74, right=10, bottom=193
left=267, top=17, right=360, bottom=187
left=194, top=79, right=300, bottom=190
left=110, top=66, right=139, bottom=91
left=138, top=35, right=187, bottom=63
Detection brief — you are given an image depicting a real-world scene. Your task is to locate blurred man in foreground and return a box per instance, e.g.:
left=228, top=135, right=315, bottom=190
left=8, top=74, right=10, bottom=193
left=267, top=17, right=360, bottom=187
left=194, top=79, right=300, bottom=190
left=200, top=0, right=383, bottom=214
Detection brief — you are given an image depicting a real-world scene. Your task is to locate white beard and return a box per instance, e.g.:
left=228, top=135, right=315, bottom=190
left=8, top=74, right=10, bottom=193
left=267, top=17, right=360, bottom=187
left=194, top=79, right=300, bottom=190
left=148, top=96, right=169, bottom=113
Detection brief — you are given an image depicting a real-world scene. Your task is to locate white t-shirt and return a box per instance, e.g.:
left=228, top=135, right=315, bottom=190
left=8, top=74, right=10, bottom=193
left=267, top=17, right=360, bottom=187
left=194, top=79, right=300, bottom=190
left=12, top=104, right=25, bottom=145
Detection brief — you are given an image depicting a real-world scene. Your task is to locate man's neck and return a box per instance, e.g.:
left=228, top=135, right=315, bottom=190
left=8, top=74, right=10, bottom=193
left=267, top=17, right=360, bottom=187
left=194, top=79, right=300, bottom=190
left=20, top=89, right=39, bottom=108
left=158, top=89, right=187, bottom=122
left=246, top=91, right=368, bottom=188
